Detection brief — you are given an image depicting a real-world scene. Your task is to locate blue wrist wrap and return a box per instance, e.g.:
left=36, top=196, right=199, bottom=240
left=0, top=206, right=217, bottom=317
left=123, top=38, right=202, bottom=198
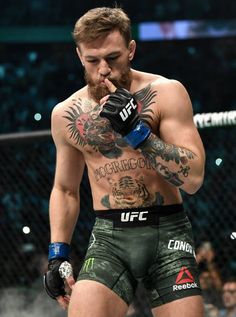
left=124, top=121, right=151, bottom=149
left=48, top=242, right=70, bottom=261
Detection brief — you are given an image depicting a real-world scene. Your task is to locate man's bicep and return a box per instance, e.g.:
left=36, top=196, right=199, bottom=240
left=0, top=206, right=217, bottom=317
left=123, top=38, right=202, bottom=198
left=54, top=143, right=85, bottom=194
left=161, top=115, right=204, bottom=155
left=51, top=104, right=85, bottom=194
left=159, top=81, right=205, bottom=156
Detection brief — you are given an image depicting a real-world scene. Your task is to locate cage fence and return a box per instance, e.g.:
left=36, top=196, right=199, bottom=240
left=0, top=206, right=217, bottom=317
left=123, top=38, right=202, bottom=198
left=0, top=111, right=235, bottom=317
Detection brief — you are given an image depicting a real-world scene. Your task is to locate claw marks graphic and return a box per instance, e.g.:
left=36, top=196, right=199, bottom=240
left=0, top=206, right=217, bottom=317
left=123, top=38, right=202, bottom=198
left=88, top=233, right=96, bottom=250
left=82, top=257, right=95, bottom=273
left=82, top=234, right=96, bottom=272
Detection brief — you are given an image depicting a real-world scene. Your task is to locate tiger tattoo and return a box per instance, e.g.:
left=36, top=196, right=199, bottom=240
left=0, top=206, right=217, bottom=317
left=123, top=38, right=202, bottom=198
left=101, top=176, right=164, bottom=209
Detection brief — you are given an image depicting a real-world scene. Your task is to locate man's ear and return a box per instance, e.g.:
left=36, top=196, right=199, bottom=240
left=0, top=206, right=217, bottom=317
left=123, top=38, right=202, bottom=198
left=128, top=40, right=136, bottom=61
left=76, top=47, right=84, bottom=66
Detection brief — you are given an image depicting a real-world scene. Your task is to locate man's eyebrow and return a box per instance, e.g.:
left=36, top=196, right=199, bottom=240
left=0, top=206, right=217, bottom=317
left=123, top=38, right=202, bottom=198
left=84, top=56, right=97, bottom=59
left=106, top=51, right=121, bottom=56
left=84, top=51, right=121, bottom=59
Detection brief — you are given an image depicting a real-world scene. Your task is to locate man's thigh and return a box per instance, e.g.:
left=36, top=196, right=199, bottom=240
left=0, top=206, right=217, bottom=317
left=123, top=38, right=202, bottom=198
left=144, top=212, right=201, bottom=307
left=152, top=295, right=204, bottom=317
left=77, top=225, right=137, bottom=305
left=68, top=280, right=129, bottom=317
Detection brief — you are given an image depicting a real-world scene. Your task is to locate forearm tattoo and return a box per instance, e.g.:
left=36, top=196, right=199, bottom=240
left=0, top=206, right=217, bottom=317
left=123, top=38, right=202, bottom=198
left=140, top=134, right=196, bottom=187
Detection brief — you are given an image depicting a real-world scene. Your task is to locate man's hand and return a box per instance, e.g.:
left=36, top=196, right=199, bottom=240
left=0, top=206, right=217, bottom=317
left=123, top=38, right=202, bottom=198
left=100, top=85, right=139, bottom=136
left=44, top=259, right=75, bottom=309
left=100, top=79, right=151, bottom=148
left=43, top=243, right=75, bottom=310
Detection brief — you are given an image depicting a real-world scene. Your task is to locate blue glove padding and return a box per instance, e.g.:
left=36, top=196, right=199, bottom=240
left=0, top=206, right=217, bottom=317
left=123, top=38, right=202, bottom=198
left=43, top=242, right=71, bottom=300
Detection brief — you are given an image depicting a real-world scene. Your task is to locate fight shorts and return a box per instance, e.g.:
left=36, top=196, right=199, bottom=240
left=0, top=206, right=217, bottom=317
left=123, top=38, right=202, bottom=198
left=77, top=204, right=201, bottom=308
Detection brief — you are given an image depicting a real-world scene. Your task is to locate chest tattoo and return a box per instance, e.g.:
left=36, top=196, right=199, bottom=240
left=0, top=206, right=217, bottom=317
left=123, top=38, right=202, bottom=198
left=63, top=85, right=157, bottom=159
left=101, top=175, right=164, bottom=209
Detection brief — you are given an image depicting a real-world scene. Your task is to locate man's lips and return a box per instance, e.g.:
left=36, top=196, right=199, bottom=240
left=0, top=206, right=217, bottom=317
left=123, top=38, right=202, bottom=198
left=99, top=77, right=113, bottom=84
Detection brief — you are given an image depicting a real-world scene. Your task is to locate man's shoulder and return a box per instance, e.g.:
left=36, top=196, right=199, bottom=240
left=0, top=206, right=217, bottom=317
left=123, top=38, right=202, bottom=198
left=136, top=72, right=192, bottom=115
left=132, top=70, right=185, bottom=94
left=150, top=76, right=189, bottom=104
left=150, top=75, right=185, bottom=91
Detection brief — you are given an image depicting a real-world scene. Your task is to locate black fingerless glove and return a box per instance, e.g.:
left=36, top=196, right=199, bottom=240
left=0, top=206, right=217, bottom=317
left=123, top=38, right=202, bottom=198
left=100, top=88, right=151, bottom=148
left=44, top=259, right=67, bottom=299
left=43, top=242, right=72, bottom=299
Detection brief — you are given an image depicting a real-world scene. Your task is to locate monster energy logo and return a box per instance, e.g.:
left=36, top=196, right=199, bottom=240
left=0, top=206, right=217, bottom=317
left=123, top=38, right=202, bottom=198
left=83, top=257, right=95, bottom=272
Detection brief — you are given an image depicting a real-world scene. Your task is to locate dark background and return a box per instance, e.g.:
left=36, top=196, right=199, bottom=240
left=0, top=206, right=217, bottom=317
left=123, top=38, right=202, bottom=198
left=0, top=2, right=235, bottom=315
left=1, top=0, right=236, bottom=134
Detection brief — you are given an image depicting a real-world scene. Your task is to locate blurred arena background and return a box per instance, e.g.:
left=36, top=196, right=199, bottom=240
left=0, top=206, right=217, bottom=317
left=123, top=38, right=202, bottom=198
left=0, top=1, right=236, bottom=316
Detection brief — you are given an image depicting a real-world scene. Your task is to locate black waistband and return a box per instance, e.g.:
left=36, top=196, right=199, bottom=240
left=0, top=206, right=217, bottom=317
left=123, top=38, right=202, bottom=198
left=95, top=204, right=184, bottom=228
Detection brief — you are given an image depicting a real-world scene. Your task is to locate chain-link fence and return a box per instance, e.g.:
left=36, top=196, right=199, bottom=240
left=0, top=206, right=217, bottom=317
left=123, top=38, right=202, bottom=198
left=0, top=118, right=235, bottom=316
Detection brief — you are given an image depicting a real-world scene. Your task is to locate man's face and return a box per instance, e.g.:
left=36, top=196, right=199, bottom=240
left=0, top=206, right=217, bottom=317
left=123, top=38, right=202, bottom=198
left=222, top=282, right=236, bottom=309
left=77, top=30, right=135, bottom=102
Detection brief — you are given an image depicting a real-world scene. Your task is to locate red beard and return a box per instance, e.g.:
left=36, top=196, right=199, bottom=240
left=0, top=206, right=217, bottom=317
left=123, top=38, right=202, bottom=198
left=85, top=67, right=132, bottom=103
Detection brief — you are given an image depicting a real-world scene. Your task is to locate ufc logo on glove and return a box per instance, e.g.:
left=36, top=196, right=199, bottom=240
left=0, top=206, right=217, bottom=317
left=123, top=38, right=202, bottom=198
left=100, top=88, right=151, bottom=149
left=119, top=98, right=137, bottom=121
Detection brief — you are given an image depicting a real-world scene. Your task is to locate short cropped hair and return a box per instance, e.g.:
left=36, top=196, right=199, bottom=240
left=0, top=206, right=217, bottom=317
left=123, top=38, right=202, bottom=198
left=72, top=7, right=132, bottom=47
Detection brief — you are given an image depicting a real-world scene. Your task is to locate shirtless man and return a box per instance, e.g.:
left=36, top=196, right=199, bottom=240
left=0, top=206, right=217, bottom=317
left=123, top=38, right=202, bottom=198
left=43, top=6, right=205, bottom=317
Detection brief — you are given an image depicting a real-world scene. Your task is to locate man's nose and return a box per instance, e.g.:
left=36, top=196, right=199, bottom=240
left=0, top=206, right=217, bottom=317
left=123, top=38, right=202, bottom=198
left=99, top=60, right=111, bottom=77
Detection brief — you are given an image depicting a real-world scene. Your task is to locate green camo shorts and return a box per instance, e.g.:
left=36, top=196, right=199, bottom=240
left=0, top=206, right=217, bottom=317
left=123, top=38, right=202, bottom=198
left=77, top=205, right=201, bottom=308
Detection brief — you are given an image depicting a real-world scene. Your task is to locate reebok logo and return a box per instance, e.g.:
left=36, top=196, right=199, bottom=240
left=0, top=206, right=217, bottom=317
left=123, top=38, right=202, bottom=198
left=173, top=266, right=198, bottom=291
left=121, top=211, right=148, bottom=222
left=176, top=266, right=194, bottom=284
left=119, top=98, right=137, bottom=121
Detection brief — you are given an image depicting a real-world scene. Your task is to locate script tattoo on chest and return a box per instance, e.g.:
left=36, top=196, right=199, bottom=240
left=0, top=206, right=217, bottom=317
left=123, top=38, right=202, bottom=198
left=63, top=85, right=157, bottom=159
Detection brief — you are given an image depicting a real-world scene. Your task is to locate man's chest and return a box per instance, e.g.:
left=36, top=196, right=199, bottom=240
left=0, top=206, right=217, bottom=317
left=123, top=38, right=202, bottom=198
left=63, top=86, right=159, bottom=158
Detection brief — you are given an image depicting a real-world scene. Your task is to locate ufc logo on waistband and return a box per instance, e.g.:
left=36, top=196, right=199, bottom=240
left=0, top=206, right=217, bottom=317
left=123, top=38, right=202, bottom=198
left=121, top=211, right=148, bottom=222
left=119, top=99, right=137, bottom=121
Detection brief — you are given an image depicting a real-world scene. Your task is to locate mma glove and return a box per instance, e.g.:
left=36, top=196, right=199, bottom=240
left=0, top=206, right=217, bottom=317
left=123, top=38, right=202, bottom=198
left=100, top=88, right=151, bottom=149
left=43, top=242, right=73, bottom=299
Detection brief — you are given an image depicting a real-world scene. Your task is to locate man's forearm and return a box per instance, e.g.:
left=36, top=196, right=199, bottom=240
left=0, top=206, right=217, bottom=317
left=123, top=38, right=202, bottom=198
left=49, top=187, right=80, bottom=243
left=139, top=133, right=204, bottom=194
